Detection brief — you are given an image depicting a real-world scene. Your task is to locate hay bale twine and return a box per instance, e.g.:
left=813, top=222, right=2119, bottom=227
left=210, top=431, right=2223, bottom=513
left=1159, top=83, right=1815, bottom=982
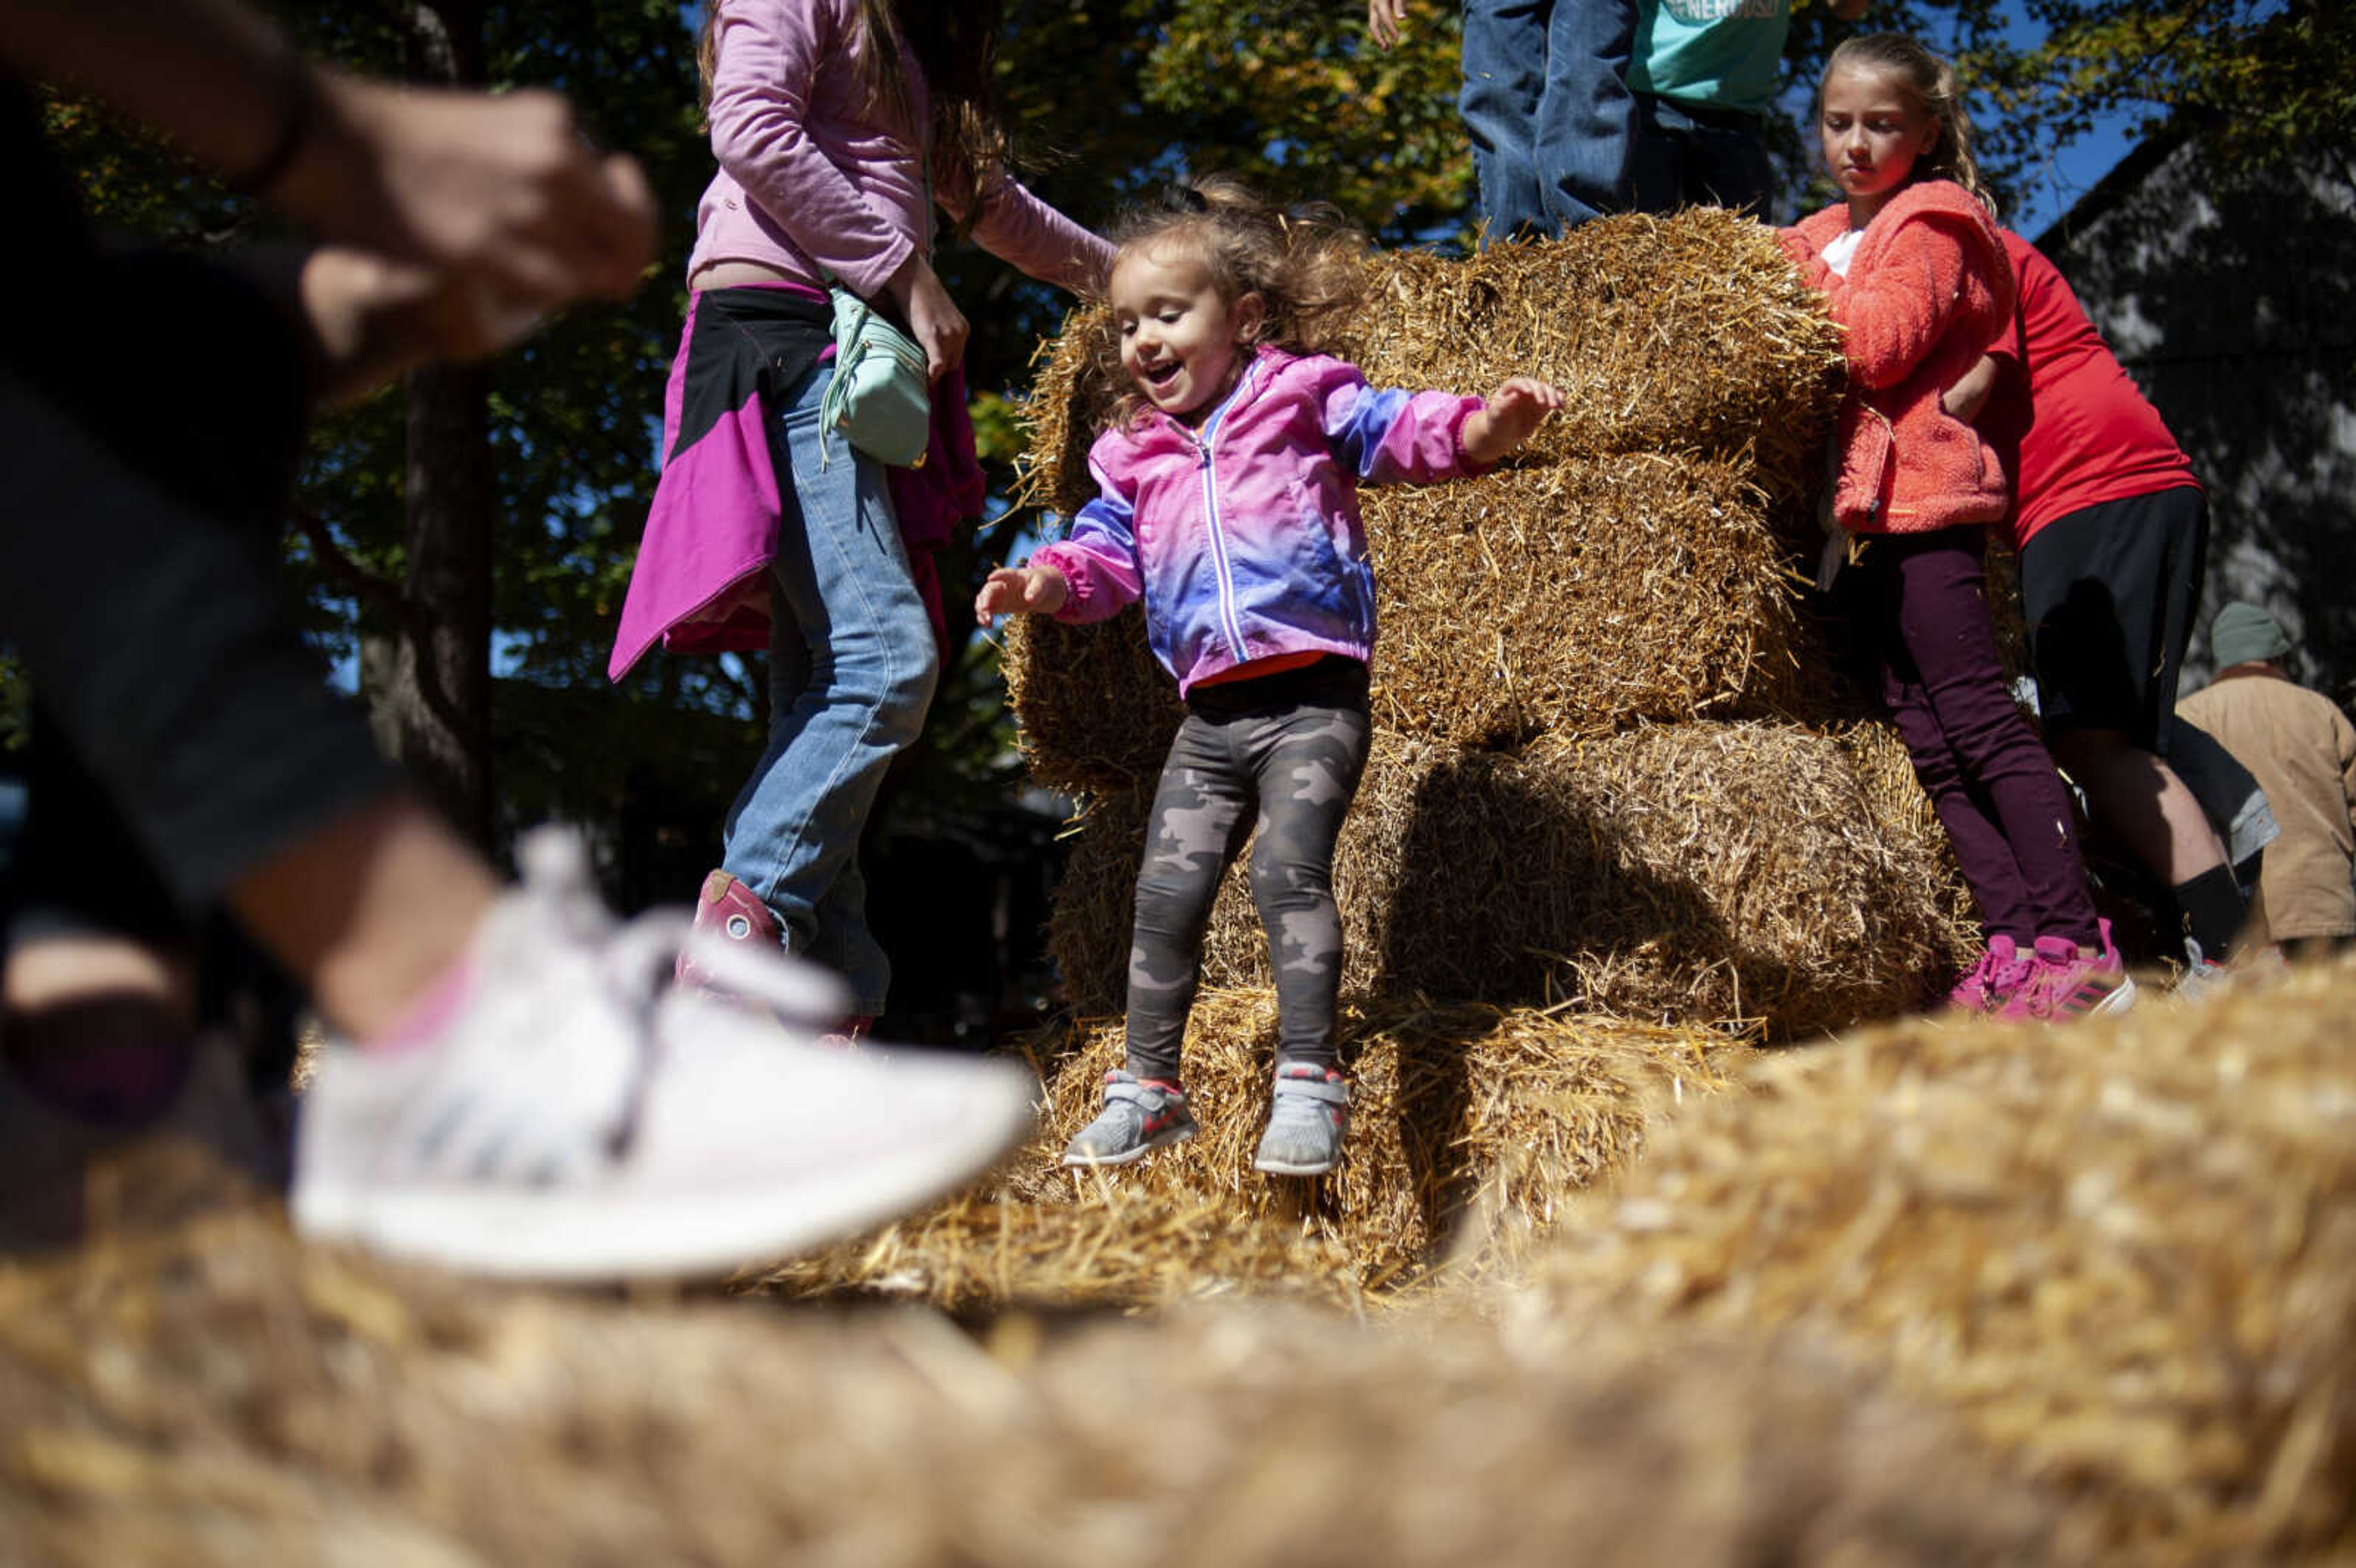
left=764, top=991, right=1748, bottom=1308
left=1128, top=721, right=1971, bottom=1035
left=1520, top=955, right=2356, bottom=1561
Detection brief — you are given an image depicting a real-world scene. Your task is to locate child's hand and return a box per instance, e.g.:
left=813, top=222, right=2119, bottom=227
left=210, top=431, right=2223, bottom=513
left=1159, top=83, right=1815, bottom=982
left=1461, top=376, right=1565, bottom=465
left=974, top=565, right=1071, bottom=626
left=1941, top=353, right=1999, bottom=424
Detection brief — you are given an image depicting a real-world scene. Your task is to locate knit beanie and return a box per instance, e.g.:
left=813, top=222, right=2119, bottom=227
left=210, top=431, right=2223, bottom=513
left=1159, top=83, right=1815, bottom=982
left=2210, top=601, right=2292, bottom=668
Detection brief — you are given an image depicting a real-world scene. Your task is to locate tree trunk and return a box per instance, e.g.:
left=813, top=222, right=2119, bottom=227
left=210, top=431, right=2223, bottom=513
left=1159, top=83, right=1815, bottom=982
left=384, top=0, right=496, bottom=847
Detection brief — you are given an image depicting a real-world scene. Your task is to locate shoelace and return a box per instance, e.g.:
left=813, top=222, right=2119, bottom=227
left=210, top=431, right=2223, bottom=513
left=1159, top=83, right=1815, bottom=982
left=1986, top=949, right=2036, bottom=1001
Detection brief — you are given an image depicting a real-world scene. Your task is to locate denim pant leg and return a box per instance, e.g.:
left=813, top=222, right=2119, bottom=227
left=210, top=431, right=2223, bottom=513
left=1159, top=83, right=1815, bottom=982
left=1461, top=0, right=1553, bottom=239
left=1534, top=0, right=1636, bottom=228
left=1627, top=94, right=1776, bottom=216
left=723, top=364, right=939, bottom=1016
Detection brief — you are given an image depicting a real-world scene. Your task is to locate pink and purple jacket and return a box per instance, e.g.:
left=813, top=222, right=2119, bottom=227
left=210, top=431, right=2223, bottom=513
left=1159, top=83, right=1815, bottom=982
left=1030, top=347, right=1488, bottom=696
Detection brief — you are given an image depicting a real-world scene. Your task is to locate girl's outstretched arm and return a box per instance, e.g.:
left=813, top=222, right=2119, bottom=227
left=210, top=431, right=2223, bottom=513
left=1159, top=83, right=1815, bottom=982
left=974, top=564, right=1071, bottom=626
left=1461, top=375, right=1564, bottom=466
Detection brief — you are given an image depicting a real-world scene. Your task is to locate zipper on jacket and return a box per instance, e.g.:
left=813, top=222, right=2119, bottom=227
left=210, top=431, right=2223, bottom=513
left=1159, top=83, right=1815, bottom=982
left=1191, top=364, right=1255, bottom=664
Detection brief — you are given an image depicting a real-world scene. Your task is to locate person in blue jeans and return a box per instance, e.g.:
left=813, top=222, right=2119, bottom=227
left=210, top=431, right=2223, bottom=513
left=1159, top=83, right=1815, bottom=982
left=610, top=0, right=1112, bottom=1037
left=1368, top=0, right=1866, bottom=229
left=1372, top=0, right=1638, bottom=236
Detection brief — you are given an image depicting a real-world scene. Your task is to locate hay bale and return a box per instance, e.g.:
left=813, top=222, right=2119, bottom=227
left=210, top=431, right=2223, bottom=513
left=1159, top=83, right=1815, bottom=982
left=1520, top=954, right=2356, bottom=1561
left=1017, top=209, right=1844, bottom=516
left=1369, top=453, right=1838, bottom=747
left=1001, top=454, right=1843, bottom=763
left=999, top=210, right=1851, bottom=777
left=1036, top=721, right=1970, bottom=1035
left=1042, top=785, right=1151, bottom=1019
left=764, top=991, right=1748, bottom=1309
left=0, top=1208, right=2069, bottom=1567
left=1000, top=608, right=1183, bottom=797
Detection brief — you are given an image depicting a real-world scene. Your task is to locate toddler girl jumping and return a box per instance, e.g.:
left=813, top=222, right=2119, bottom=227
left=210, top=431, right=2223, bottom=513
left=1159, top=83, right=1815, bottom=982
left=1780, top=35, right=2134, bottom=1021
left=977, top=177, right=1560, bottom=1174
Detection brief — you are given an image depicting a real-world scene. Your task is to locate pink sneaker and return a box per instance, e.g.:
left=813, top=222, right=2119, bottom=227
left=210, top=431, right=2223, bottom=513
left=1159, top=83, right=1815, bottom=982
left=1998, top=920, right=2138, bottom=1022
left=1945, top=935, right=2030, bottom=1013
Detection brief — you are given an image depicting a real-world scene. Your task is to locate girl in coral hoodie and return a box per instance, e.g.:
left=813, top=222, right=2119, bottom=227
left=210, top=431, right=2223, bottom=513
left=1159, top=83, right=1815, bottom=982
left=978, top=178, right=1560, bottom=1175
left=1780, top=34, right=2133, bottom=1021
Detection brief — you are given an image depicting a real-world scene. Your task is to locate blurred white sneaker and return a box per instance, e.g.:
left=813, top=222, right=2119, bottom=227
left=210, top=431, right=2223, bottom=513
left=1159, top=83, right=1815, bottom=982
left=291, top=829, right=1034, bottom=1282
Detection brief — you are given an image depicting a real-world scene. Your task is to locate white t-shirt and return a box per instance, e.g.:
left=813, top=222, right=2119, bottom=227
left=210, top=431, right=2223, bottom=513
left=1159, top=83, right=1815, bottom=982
left=1823, top=226, right=1865, bottom=277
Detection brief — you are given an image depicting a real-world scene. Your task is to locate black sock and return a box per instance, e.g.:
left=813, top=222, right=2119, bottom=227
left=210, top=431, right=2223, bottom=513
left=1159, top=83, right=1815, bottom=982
left=2172, top=864, right=2248, bottom=963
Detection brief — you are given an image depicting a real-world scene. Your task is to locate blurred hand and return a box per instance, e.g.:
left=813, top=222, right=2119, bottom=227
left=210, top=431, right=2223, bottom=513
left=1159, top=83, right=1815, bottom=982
left=274, top=74, right=656, bottom=355
left=1461, top=375, right=1565, bottom=464
left=974, top=566, right=1071, bottom=626
left=1367, top=0, right=1412, bottom=49
left=886, top=252, right=970, bottom=383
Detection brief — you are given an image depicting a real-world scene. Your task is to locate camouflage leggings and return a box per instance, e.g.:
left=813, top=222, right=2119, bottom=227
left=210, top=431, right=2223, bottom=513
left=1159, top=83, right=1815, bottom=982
left=1124, top=659, right=1372, bottom=1082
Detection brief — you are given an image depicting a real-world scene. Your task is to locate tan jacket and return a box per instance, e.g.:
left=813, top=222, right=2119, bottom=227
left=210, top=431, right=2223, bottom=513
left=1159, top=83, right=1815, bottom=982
left=2177, top=666, right=2356, bottom=942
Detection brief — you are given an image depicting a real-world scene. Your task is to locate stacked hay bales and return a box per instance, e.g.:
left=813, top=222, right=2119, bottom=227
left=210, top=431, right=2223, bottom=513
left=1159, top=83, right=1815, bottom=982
left=1014, top=209, right=1974, bottom=1040
left=765, top=991, right=1750, bottom=1309
left=1518, top=955, right=2356, bottom=1562
left=0, top=1204, right=2074, bottom=1568
left=776, top=212, right=1974, bottom=1309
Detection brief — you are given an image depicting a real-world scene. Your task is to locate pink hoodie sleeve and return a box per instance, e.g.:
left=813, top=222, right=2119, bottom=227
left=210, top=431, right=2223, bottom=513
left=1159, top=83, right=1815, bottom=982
left=1311, top=358, right=1488, bottom=483
left=1028, top=450, right=1145, bottom=623
left=943, top=158, right=1116, bottom=296
left=704, top=0, right=915, bottom=300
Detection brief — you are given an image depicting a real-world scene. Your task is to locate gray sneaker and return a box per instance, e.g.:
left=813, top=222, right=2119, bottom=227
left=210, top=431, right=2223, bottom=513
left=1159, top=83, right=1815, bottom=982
left=1061, top=1070, right=1195, bottom=1166
left=1252, top=1063, right=1349, bottom=1177
left=2174, top=937, right=2234, bottom=1005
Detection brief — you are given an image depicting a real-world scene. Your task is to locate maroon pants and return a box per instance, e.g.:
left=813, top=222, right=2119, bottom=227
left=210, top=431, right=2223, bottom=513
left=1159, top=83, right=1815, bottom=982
left=1844, top=526, right=2101, bottom=946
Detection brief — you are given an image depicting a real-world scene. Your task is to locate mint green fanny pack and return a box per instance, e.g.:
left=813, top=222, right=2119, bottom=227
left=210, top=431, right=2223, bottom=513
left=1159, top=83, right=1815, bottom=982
left=820, top=286, right=930, bottom=469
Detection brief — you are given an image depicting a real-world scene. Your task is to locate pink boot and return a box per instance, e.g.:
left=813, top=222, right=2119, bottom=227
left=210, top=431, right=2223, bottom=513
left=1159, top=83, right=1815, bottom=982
left=674, top=870, right=782, bottom=992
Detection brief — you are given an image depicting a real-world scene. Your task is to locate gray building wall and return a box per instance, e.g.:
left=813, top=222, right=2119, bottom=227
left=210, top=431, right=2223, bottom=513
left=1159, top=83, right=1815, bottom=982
left=2036, top=129, right=2356, bottom=701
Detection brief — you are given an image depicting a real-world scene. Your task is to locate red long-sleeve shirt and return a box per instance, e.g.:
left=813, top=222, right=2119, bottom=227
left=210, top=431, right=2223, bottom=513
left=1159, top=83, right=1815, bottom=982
left=1979, top=230, right=2198, bottom=548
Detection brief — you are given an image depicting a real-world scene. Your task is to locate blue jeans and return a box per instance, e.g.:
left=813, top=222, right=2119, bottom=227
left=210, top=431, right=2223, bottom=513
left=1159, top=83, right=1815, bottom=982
left=1459, top=0, right=1636, bottom=237
left=723, top=363, right=939, bottom=1016
left=1626, top=93, right=1777, bottom=217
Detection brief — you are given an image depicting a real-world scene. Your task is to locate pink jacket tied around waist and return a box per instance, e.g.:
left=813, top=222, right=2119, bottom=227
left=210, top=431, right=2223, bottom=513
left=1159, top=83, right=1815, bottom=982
left=1030, top=346, right=1488, bottom=696
left=609, top=0, right=1114, bottom=682
left=1780, top=179, right=2017, bottom=536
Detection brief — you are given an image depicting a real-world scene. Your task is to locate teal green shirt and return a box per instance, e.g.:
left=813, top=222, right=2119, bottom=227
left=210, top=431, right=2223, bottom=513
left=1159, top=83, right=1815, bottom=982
left=1626, top=0, right=1792, bottom=117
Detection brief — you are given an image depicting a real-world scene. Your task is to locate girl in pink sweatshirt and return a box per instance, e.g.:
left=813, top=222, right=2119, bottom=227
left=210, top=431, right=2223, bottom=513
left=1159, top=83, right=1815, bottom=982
left=612, top=0, right=1112, bottom=1032
left=978, top=179, right=1560, bottom=1175
left=1780, top=34, right=2132, bottom=1022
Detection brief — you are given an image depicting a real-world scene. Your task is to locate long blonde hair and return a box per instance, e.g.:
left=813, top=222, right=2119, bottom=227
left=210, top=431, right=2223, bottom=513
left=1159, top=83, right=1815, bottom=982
left=1824, top=33, right=1999, bottom=218
left=1099, top=175, right=1369, bottom=429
